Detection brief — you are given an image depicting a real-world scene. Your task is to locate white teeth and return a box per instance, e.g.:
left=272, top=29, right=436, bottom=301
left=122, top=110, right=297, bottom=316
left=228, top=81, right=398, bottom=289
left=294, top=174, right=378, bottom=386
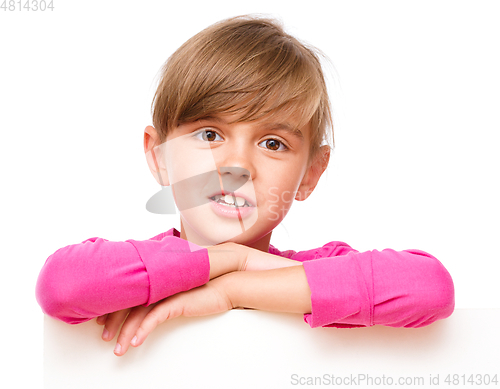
left=211, top=194, right=249, bottom=207
left=224, top=195, right=246, bottom=206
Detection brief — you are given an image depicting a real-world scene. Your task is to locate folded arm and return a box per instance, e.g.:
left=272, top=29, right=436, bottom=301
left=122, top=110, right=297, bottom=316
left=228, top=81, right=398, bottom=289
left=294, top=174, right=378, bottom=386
left=35, top=236, right=211, bottom=324
left=35, top=236, right=300, bottom=324
left=108, top=244, right=455, bottom=356
left=223, top=246, right=455, bottom=328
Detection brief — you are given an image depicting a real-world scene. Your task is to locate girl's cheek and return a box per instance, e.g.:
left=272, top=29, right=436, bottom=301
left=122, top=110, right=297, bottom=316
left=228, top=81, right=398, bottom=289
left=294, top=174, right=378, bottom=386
left=164, top=135, right=219, bottom=179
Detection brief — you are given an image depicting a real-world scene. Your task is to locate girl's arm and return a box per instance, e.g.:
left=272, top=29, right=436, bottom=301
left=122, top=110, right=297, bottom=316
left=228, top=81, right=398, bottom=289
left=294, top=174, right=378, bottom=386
left=109, top=245, right=454, bottom=356
left=36, top=235, right=300, bottom=324
left=108, top=259, right=309, bottom=356
left=36, top=236, right=210, bottom=324
left=223, top=265, right=312, bottom=313
left=224, top=246, right=455, bottom=328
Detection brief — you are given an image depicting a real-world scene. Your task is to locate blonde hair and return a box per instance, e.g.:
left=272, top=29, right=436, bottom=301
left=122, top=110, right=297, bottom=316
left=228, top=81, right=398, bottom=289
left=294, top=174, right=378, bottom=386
left=152, top=15, right=334, bottom=162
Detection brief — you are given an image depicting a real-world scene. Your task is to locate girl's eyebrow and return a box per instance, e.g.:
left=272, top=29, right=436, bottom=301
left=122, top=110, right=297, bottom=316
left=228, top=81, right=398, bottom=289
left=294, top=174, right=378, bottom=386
left=264, top=122, right=305, bottom=142
left=197, top=116, right=305, bottom=142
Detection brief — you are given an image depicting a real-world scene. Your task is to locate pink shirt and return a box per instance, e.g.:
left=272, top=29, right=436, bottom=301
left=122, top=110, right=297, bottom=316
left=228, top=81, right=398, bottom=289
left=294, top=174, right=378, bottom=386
left=35, top=228, right=454, bottom=328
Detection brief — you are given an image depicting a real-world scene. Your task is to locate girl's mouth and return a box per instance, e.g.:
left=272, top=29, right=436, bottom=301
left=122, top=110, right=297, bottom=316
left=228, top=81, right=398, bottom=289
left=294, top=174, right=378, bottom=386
left=208, top=194, right=256, bottom=219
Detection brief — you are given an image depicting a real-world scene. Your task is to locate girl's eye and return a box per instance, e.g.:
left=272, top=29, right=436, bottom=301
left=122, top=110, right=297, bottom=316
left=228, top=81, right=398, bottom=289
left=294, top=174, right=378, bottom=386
left=194, top=129, right=223, bottom=142
left=258, top=138, right=288, bottom=151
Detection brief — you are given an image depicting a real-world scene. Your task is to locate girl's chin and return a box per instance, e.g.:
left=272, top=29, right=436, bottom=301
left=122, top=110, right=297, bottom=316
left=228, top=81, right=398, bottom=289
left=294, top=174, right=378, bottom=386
left=180, top=216, right=251, bottom=246
left=186, top=229, right=247, bottom=246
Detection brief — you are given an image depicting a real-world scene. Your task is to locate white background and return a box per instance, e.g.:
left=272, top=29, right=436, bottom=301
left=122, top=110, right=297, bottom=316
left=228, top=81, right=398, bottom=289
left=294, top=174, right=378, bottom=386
left=1, top=1, right=499, bottom=387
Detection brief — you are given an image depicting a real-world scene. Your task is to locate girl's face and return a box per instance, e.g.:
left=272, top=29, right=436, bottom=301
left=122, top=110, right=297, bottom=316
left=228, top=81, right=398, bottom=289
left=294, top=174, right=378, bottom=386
left=150, top=112, right=324, bottom=250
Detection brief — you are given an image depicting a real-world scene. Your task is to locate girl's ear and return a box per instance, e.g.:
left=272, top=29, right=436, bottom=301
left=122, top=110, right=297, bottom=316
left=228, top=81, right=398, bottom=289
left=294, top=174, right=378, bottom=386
left=144, top=125, right=170, bottom=186
left=295, top=145, right=330, bottom=201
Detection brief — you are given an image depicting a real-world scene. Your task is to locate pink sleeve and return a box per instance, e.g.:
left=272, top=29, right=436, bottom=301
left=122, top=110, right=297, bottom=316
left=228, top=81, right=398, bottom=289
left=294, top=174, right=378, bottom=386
left=35, top=235, right=210, bottom=324
left=298, top=243, right=455, bottom=328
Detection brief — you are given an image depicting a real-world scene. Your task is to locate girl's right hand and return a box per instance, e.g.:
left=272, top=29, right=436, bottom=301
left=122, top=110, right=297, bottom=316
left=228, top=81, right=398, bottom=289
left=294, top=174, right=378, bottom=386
left=98, top=242, right=302, bottom=345
left=208, top=242, right=302, bottom=276
left=96, top=308, right=132, bottom=343
left=241, top=245, right=303, bottom=271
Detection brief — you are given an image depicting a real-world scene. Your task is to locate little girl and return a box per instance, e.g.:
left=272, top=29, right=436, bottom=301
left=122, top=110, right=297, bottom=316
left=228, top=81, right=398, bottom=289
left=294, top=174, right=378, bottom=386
left=36, top=15, right=455, bottom=357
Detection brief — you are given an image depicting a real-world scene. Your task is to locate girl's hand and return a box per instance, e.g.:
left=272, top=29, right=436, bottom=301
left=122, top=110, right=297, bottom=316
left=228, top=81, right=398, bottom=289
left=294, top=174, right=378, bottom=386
left=109, top=277, right=232, bottom=356
left=242, top=245, right=302, bottom=271
left=97, top=243, right=302, bottom=354
left=208, top=242, right=302, bottom=276
left=96, top=309, right=131, bottom=342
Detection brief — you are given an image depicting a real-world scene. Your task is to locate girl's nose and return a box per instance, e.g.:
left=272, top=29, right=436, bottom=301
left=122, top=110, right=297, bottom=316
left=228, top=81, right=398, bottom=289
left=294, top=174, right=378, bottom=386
left=216, top=139, right=256, bottom=181
left=218, top=166, right=250, bottom=180
left=218, top=166, right=250, bottom=194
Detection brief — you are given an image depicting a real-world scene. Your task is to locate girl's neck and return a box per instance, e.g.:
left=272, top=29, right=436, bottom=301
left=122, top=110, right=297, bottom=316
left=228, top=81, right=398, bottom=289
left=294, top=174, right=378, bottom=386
left=179, top=218, right=272, bottom=253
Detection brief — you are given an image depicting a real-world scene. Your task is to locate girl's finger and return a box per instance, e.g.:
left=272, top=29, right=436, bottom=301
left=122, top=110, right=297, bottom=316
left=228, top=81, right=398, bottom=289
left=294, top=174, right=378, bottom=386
left=133, top=300, right=182, bottom=347
left=96, top=313, right=108, bottom=325
left=113, top=305, right=153, bottom=356
left=101, top=309, right=130, bottom=341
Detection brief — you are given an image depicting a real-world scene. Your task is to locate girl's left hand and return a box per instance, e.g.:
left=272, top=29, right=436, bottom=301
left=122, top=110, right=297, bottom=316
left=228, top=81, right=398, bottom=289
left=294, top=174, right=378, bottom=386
left=99, top=277, right=233, bottom=356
